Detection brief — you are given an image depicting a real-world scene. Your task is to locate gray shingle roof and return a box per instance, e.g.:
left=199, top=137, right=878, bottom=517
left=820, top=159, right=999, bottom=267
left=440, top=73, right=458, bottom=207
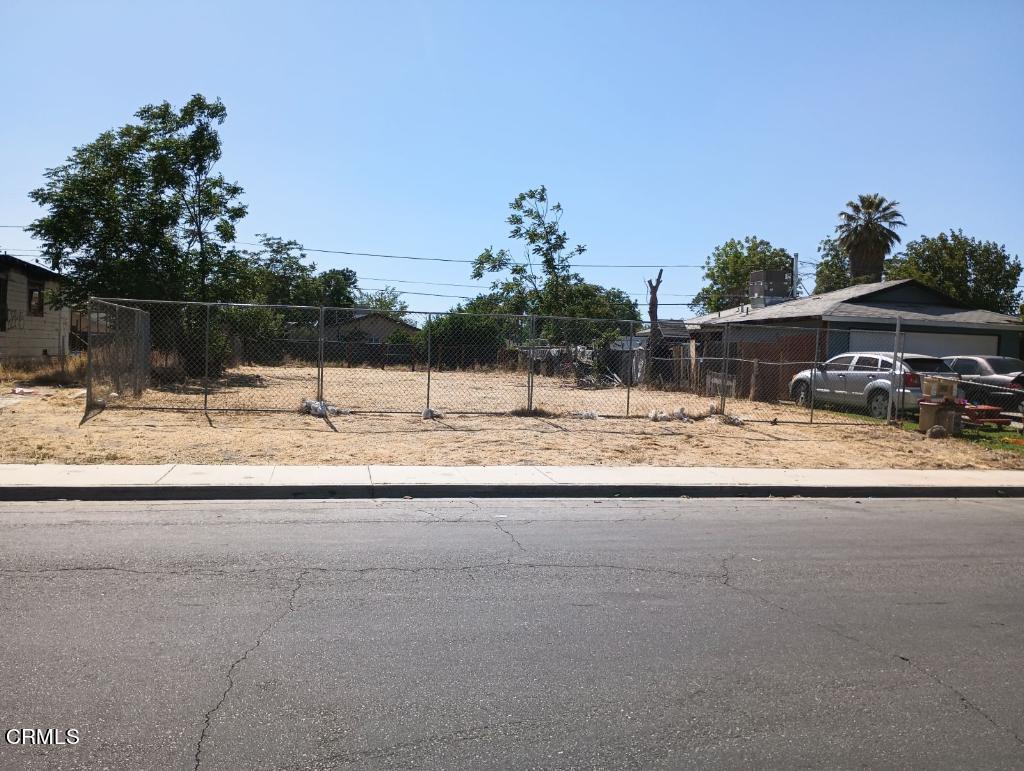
left=681, top=279, right=1024, bottom=330
left=0, top=252, right=61, bottom=280
left=637, top=320, right=692, bottom=338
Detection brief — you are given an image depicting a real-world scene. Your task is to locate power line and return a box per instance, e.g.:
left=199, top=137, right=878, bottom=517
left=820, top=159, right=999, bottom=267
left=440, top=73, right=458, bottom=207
left=359, top=276, right=484, bottom=290
left=236, top=240, right=703, bottom=269
left=357, top=287, right=474, bottom=300
left=9, top=231, right=704, bottom=269
left=1, top=245, right=703, bottom=298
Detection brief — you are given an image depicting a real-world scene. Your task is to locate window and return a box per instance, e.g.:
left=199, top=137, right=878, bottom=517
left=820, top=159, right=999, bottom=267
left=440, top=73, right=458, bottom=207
left=28, top=279, right=44, bottom=317
left=904, top=357, right=955, bottom=373
left=950, top=358, right=981, bottom=376
left=986, top=358, right=1024, bottom=375
left=852, top=356, right=882, bottom=371
left=0, top=276, right=7, bottom=331
left=826, top=355, right=856, bottom=371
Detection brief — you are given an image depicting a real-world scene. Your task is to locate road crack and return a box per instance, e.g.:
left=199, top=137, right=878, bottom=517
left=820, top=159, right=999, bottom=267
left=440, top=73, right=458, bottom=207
left=719, top=553, right=736, bottom=587
left=719, top=565, right=1024, bottom=749
left=494, top=520, right=526, bottom=555
left=193, top=569, right=309, bottom=770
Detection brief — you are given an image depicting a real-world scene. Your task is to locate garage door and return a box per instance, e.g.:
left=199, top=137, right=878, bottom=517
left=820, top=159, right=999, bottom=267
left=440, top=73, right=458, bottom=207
left=849, top=330, right=998, bottom=357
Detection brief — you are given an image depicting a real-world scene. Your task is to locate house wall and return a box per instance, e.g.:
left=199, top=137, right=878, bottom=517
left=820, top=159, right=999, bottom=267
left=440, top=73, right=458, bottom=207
left=825, top=321, right=1019, bottom=357
left=0, top=268, right=70, bottom=359
left=729, top=326, right=819, bottom=402
left=700, top=317, right=1021, bottom=403
left=329, top=315, right=414, bottom=343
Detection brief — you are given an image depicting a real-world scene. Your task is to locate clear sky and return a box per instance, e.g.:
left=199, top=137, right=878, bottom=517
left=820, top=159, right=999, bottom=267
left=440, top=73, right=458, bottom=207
left=2, top=0, right=1021, bottom=318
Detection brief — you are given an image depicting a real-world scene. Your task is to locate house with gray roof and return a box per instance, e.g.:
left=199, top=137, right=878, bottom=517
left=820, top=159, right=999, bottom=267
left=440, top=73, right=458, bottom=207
left=662, top=279, right=1023, bottom=405
left=684, top=278, right=1023, bottom=358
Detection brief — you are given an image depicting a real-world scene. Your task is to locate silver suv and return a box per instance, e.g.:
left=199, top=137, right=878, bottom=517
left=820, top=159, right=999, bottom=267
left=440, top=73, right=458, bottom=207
left=789, top=352, right=959, bottom=419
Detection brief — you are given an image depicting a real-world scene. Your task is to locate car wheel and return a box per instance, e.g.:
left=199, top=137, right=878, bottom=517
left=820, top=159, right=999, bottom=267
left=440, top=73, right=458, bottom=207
left=867, top=390, right=891, bottom=420
left=792, top=382, right=810, bottom=408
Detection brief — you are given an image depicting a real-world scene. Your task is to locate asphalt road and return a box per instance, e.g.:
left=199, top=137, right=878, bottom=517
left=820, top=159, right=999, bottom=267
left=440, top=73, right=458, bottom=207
left=1, top=498, right=1023, bottom=770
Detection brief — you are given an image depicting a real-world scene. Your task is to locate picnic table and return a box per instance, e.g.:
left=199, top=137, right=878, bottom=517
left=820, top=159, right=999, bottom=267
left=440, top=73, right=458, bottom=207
left=960, top=403, right=1012, bottom=427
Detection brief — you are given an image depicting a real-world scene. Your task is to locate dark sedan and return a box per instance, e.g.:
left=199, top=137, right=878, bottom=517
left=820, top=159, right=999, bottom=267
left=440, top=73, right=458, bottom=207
left=943, top=355, right=1024, bottom=412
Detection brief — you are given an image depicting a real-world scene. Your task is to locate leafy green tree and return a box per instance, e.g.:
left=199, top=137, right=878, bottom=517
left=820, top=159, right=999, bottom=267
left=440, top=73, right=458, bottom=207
left=209, top=234, right=357, bottom=307
left=138, top=96, right=247, bottom=300
left=419, top=308, right=517, bottom=368
left=243, top=235, right=318, bottom=306
left=689, top=236, right=793, bottom=315
left=538, top=282, right=637, bottom=345
left=29, top=122, right=181, bottom=304
left=472, top=186, right=584, bottom=315
left=886, top=230, right=1023, bottom=315
left=30, top=94, right=247, bottom=305
left=317, top=268, right=358, bottom=308
left=471, top=186, right=638, bottom=326
left=808, top=236, right=883, bottom=294
left=356, top=286, right=410, bottom=321
left=205, top=248, right=268, bottom=303
left=835, top=194, right=905, bottom=282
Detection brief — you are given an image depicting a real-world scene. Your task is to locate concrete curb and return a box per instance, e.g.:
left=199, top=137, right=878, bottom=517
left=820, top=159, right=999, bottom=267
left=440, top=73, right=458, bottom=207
left=2, top=465, right=1023, bottom=501
left=2, top=484, right=1024, bottom=501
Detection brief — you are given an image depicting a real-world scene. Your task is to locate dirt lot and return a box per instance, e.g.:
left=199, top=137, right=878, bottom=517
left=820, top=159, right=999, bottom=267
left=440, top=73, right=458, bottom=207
left=1, top=379, right=1021, bottom=469
left=98, top=363, right=877, bottom=422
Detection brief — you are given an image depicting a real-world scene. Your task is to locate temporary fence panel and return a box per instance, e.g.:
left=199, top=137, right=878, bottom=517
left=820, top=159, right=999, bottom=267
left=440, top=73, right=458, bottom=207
left=424, top=312, right=532, bottom=415
left=124, top=299, right=211, bottom=410
left=85, top=299, right=150, bottom=412
left=626, top=324, right=728, bottom=419
left=320, top=309, right=430, bottom=413
left=205, top=303, right=323, bottom=412
left=86, top=298, right=951, bottom=426
left=528, top=316, right=636, bottom=417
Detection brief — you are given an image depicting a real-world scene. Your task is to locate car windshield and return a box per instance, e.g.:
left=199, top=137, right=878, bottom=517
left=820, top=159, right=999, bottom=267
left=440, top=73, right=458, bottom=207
left=903, top=357, right=955, bottom=373
left=987, top=357, right=1024, bottom=374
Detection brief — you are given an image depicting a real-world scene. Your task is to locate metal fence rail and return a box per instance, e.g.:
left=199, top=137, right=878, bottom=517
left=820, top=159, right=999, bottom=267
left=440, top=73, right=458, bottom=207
left=85, top=297, right=937, bottom=424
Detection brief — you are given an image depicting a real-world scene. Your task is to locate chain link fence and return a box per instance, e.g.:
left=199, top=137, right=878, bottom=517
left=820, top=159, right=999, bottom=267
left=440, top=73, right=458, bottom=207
left=87, top=297, right=1007, bottom=425
left=85, top=299, right=150, bottom=410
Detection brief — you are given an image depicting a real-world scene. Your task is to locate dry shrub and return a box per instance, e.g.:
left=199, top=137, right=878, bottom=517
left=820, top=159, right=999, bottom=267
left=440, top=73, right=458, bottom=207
left=0, top=354, right=87, bottom=386
left=507, top=406, right=560, bottom=418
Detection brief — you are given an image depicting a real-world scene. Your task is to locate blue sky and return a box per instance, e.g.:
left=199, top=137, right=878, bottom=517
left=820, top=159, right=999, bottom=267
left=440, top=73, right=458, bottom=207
left=1, top=0, right=1021, bottom=317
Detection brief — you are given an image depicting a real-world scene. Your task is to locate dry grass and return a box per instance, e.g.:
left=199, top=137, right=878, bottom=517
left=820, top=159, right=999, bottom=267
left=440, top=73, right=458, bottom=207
left=97, top=363, right=850, bottom=424
left=0, top=354, right=87, bottom=387
left=1, top=381, right=1021, bottom=469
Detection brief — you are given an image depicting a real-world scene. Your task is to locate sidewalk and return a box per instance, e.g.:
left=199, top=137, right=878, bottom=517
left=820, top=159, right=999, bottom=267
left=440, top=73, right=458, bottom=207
left=1, top=464, right=1023, bottom=500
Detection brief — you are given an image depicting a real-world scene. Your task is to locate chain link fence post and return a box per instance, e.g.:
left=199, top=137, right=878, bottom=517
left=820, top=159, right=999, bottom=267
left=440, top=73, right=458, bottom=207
left=84, top=298, right=96, bottom=412
left=202, top=303, right=210, bottom=411
left=527, top=314, right=536, bottom=412
left=720, top=322, right=732, bottom=415
left=317, top=305, right=325, bottom=403
left=809, top=326, right=821, bottom=424
left=887, top=315, right=902, bottom=424
left=425, top=312, right=433, bottom=414
left=626, top=319, right=636, bottom=417
left=888, top=313, right=905, bottom=421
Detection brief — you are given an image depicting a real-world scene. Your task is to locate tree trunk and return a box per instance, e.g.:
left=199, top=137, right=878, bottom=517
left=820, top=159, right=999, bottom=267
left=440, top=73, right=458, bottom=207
left=644, top=269, right=664, bottom=385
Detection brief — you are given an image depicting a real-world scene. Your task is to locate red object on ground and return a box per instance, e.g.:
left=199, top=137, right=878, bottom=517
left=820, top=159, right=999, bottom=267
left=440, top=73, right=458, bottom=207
left=961, top=404, right=1011, bottom=426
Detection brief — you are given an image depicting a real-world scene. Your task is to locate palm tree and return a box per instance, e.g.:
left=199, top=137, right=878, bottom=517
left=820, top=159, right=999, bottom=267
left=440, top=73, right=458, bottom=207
left=835, top=194, right=906, bottom=282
